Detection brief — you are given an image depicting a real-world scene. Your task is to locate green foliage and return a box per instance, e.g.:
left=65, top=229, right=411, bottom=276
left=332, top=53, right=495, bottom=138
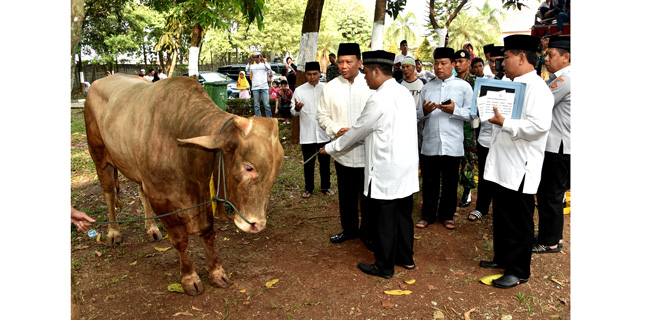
left=386, top=0, right=407, bottom=20
left=383, top=12, right=421, bottom=51
left=414, top=37, right=434, bottom=62
left=337, top=10, right=372, bottom=48
left=447, top=1, right=502, bottom=55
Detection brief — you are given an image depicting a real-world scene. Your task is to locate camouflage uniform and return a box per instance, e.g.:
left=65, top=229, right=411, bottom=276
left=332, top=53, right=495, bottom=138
left=326, top=63, right=340, bottom=82
left=459, top=73, right=478, bottom=191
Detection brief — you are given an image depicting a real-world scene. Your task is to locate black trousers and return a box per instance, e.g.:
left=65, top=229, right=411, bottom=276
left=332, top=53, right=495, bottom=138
left=492, top=178, right=535, bottom=279
left=334, top=161, right=370, bottom=240
left=420, top=155, right=461, bottom=222
left=368, top=185, right=414, bottom=276
left=301, top=142, right=331, bottom=193
left=536, top=150, right=570, bottom=246
left=475, top=144, right=495, bottom=215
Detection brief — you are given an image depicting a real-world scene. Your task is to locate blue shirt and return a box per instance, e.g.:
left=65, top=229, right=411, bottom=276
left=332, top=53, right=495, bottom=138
left=416, top=76, right=473, bottom=157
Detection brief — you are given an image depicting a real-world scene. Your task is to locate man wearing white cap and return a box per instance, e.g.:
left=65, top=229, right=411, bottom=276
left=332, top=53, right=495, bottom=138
left=399, top=57, right=426, bottom=151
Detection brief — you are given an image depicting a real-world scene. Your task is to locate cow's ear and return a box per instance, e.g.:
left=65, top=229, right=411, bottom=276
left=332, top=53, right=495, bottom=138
left=177, top=135, right=225, bottom=150
left=233, top=116, right=253, bottom=137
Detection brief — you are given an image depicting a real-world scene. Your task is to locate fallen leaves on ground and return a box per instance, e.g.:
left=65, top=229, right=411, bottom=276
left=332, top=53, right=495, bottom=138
left=404, top=279, right=415, bottom=284
left=130, top=260, right=137, bottom=266
left=381, top=299, right=393, bottom=309
left=167, top=283, right=185, bottom=294
left=265, top=279, right=279, bottom=288
left=464, top=307, right=477, bottom=320
left=384, top=290, right=412, bottom=295
left=155, top=246, right=172, bottom=252
left=479, top=274, right=503, bottom=286
left=173, top=311, right=193, bottom=316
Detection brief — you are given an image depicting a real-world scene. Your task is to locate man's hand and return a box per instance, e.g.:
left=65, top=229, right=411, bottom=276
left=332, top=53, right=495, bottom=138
left=71, top=206, right=95, bottom=233
left=319, top=147, right=329, bottom=155
left=437, top=99, right=455, bottom=114
left=422, top=99, right=436, bottom=116
left=295, top=99, right=304, bottom=111
left=337, top=128, right=350, bottom=137
left=488, top=107, right=505, bottom=126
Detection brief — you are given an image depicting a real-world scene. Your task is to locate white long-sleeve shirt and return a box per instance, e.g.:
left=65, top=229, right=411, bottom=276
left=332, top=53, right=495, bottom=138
left=416, top=76, right=473, bottom=157
left=484, top=70, right=554, bottom=193
left=317, top=72, right=373, bottom=168
left=290, top=82, right=329, bottom=144
left=325, top=78, right=419, bottom=200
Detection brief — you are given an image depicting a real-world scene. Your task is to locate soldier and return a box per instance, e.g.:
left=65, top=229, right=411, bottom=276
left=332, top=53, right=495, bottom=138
left=454, top=49, right=478, bottom=208
left=533, top=36, right=571, bottom=254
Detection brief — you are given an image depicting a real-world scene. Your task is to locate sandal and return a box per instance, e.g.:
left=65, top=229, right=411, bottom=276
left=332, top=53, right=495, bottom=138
left=301, top=191, right=313, bottom=198
left=443, top=220, right=456, bottom=230
left=467, top=210, right=483, bottom=222
left=532, top=243, right=561, bottom=254
left=415, top=220, right=429, bottom=228
left=321, top=188, right=335, bottom=196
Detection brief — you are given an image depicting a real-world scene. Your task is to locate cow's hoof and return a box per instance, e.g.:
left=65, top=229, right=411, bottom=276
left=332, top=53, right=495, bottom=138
left=106, top=230, right=122, bottom=246
left=147, top=227, right=163, bottom=242
left=209, top=267, right=233, bottom=288
left=182, top=274, right=204, bottom=296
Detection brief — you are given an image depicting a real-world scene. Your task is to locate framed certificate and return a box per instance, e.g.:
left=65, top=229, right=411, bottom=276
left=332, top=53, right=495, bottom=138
left=471, top=78, right=527, bottom=120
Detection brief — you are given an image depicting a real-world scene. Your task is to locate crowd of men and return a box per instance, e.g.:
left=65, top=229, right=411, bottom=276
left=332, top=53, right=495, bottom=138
left=290, top=34, right=570, bottom=289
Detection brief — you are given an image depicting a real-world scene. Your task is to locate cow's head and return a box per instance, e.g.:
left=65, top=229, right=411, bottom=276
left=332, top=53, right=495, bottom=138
left=178, top=116, right=284, bottom=233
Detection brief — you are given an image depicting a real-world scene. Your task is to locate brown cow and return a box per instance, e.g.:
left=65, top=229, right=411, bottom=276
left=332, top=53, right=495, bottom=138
left=84, top=74, right=284, bottom=295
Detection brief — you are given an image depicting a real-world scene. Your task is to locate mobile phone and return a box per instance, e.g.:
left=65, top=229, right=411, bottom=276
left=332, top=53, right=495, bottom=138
left=441, top=99, right=451, bottom=105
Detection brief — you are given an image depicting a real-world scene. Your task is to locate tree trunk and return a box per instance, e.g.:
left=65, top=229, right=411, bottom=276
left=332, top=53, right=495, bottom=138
left=434, top=28, right=447, bottom=48
left=188, top=23, right=203, bottom=78
left=158, top=50, right=165, bottom=73
left=71, top=0, right=84, bottom=93
left=292, top=0, right=326, bottom=144
left=371, top=0, right=387, bottom=50
left=169, top=49, right=178, bottom=77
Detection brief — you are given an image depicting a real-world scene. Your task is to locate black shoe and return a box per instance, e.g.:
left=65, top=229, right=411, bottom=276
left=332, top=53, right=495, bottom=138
left=330, top=232, right=357, bottom=244
left=358, top=262, right=392, bottom=279
left=396, top=263, right=416, bottom=270
left=459, top=189, right=472, bottom=207
left=479, top=260, right=504, bottom=269
left=492, top=274, right=529, bottom=289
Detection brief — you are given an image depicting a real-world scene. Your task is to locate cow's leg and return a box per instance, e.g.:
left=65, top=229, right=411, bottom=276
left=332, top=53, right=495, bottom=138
left=96, top=164, right=122, bottom=246
left=168, top=226, right=204, bottom=296
left=137, top=184, right=162, bottom=242
left=200, top=228, right=233, bottom=288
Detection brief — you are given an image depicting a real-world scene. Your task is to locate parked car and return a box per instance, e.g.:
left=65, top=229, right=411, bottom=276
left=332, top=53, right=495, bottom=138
left=182, top=71, right=239, bottom=99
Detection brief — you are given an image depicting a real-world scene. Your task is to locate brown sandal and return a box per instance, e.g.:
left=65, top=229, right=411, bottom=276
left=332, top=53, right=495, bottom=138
left=415, top=220, right=429, bottom=228
left=443, top=220, right=456, bottom=230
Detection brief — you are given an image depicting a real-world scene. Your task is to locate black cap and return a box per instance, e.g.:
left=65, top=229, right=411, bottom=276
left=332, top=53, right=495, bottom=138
left=504, top=34, right=540, bottom=53
left=362, top=50, right=395, bottom=65
left=547, top=36, right=570, bottom=50
left=483, top=44, right=494, bottom=54
left=490, top=46, right=505, bottom=57
left=434, top=47, right=455, bottom=60
left=305, top=61, right=321, bottom=71
left=454, top=49, right=471, bottom=60
left=338, top=43, right=361, bottom=57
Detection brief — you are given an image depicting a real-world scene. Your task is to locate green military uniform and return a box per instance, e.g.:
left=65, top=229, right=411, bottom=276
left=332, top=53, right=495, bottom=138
left=326, top=63, right=340, bottom=82
left=459, top=72, right=478, bottom=192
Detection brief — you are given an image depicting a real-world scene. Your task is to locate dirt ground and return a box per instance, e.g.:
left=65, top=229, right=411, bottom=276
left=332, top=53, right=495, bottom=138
left=71, top=112, right=571, bottom=320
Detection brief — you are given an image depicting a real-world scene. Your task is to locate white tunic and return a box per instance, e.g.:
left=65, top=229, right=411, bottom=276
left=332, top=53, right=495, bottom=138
left=484, top=70, right=554, bottom=193
left=325, top=78, right=419, bottom=200
left=290, top=82, right=329, bottom=144
left=317, top=72, right=373, bottom=168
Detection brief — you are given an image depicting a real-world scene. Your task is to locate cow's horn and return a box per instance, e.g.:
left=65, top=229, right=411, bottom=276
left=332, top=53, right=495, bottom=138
left=177, top=135, right=223, bottom=149
left=233, top=116, right=253, bottom=137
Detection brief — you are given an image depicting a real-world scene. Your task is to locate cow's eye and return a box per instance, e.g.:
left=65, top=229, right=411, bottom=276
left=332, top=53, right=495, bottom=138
left=244, top=164, right=254, bottom=172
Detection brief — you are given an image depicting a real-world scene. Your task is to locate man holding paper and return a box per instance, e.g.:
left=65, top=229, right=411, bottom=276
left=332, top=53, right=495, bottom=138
left=479, top=35, right=554, bottom=289
left=415, top=47, right=473, bottom=230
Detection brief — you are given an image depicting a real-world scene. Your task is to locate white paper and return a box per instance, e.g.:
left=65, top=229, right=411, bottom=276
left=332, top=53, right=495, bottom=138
left=477, top=90, right=515, bottom=120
